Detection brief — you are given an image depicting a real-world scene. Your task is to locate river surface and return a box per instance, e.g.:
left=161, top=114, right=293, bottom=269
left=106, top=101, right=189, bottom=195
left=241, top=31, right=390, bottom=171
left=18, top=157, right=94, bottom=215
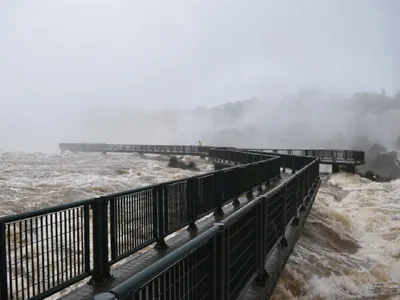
left=1, top=151, right=399, bottom=299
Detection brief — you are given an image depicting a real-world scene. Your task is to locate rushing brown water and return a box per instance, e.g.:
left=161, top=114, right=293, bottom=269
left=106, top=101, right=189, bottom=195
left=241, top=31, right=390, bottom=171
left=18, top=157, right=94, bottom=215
left=1, top=151, right=399, bottom=299
left=272, top=173, right=400, bottom=300
left=0, top=151, right=212, bottom=217
left=0, top=151, right=213, bottom=299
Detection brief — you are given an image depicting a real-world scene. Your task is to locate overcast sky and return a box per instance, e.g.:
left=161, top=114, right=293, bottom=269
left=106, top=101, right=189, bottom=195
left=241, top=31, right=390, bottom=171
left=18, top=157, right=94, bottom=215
left=0, top=0, right=399, bottom=151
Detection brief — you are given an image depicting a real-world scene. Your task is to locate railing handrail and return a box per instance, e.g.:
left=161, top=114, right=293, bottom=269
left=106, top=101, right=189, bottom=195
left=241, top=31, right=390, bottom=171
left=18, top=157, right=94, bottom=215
left=110, top=226, right=221, bottom=298
left=0, top=197, right=98, bottom=223
left=58, top=143, right=366, bottom=164
left=0, top=149, right=275, bottom=223
left=103, top=157, right=321, bottom=300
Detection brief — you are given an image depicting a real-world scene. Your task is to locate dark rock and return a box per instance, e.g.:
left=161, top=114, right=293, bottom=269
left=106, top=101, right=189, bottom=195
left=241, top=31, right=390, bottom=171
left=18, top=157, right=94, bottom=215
left=178, top=160, right=187, bottom=169
left=115, top=169, right=129, bottom=175
left=364, top=170, right=376, bottom=181
left=168, top=156, right=198, bottom=171
left=369, top=153, right=400, bottom=179
left=186, top=161, right=198, bottom=170
left=355, top=141, right=400, bottom=181
left=168, top=156, right=180, bottom=168
left=357, top=169, right=393, bottom=182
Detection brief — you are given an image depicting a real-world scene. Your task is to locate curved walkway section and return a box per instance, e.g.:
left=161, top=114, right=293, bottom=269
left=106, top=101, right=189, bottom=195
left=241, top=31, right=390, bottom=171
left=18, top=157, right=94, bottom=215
left=0, top=144, right=357, bottom=299
left=97, top=156, right=320, bottom=300
left=0, top=148, right=286, bottom=300
left=58, top=143, right=365, bottom=166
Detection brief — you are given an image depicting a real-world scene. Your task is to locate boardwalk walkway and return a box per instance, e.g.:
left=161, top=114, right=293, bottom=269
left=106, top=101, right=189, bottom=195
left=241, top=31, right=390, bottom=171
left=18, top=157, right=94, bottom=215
left=59, top=143, right=366, bottom=167
left=59, top=175, right=289, bottom=300
left=0, top=145, right=354, bottom=300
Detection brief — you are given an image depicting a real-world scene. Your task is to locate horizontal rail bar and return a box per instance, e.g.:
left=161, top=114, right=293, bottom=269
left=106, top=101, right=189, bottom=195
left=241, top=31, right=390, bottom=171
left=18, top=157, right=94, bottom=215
left=109, top=226, right=221, bottom=299
left=100, top=156, right=321, bottom=300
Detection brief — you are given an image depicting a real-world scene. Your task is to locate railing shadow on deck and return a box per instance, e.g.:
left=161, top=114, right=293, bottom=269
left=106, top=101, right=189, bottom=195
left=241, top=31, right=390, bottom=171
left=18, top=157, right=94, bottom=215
left=0, top=148, right=287, bottom=300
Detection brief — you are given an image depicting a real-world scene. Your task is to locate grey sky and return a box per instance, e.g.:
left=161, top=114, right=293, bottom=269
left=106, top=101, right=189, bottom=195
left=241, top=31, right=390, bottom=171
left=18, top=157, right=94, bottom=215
left=0, top=0, right=399, bottom=151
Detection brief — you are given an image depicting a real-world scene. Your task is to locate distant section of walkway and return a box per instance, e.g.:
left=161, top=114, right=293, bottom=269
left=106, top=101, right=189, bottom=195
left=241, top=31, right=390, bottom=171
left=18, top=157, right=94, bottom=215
left=58, top=143, right=366, bottom=167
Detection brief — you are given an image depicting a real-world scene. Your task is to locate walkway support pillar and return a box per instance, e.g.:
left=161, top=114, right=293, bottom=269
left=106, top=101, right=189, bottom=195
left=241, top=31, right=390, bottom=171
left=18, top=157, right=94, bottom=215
left=342, top=165, right=356, bottom=174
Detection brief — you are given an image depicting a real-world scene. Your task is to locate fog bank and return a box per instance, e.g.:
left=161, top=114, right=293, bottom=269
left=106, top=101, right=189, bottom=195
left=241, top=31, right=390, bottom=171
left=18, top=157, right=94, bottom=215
left=0, top=0, right=398, bottom=152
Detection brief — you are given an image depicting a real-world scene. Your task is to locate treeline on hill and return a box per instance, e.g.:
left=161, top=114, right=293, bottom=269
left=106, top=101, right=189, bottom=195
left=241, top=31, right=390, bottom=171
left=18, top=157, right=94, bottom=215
left=198, top=90, right=400, bottom=147
left=194, top=90, right=400, bottom=181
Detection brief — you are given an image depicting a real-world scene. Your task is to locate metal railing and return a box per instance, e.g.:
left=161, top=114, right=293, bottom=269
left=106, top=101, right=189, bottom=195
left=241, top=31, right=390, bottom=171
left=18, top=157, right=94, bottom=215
left=0, top=149, right=281, bottom=300
left=250, top=149, right=365, bottom=163
left=94, top=155, right=321, bottom=300
left=59, top=143, right=365, bottom=164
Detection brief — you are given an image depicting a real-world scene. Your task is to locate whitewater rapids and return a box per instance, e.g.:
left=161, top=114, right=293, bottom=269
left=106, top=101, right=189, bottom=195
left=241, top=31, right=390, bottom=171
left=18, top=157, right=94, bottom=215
left=0, top=151, right=213, bottom=217
left=273, top=173, right=400, bottom=299
left=1, top=151, right=399, bottom=299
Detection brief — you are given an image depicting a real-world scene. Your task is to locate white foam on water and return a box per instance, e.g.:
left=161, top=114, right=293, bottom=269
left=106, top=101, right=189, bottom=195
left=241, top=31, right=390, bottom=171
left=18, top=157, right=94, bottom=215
left=4, top=152, right=400, bottom=299
left=273, top=173, right=400, bottom=300
left=0, top=151, right=212, bottom=299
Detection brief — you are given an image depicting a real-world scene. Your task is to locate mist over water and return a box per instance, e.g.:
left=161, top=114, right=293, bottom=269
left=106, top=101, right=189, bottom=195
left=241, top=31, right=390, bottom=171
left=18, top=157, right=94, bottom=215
left=1, top=1, right=400, bottom=299
left=0, top=152, right=214, bottom=299
left=273, top=174, right=400, bottom=299
left=1, top=151, right=399, bottom=299
left=0, top=152, right=212, bottom=217
left=0, top=0, right=399, bottom=152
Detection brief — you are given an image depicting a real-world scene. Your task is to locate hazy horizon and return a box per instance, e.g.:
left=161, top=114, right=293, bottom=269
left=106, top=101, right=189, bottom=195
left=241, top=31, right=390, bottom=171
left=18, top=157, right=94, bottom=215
left=1, top=0, right=399, bottom=152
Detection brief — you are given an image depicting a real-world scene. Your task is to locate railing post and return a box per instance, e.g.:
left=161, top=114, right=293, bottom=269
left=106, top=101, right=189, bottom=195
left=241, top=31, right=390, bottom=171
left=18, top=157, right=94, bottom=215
left=0, top=221, right=7, bottom=300
left=291, top=176, right=300, bottom=225
left=246, top=165, right=254, bottom=201
left=214, top=223, right=227, bottom=300
left=152, top=187, right=159, bottom=239
left=275, top=158, right=282, bottom=179
left=89, top=197, right=114, bottom=286
left=304, top=168, right=311, bottom=207
left=256, top=163, right=263, bottom=193
left=155, top=185, right=168, bottom=249
left=213, top=172, right=224, bottom=217
left=212, top=233, right=218, bottom=300
left=298, top=171, right=306, bottom=212
left=254, top=201, right=268, bottom=285
left=308, top=166, right=313, bottom=194
left=291, top=155, right=296, bottom=174
left=109, top=198, right=117, bottom=262
left=280, top=187, right=288, bottom=247
left=187, top=178, right=198, bottom=232
left=232, top=168, right=241, bottom=207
